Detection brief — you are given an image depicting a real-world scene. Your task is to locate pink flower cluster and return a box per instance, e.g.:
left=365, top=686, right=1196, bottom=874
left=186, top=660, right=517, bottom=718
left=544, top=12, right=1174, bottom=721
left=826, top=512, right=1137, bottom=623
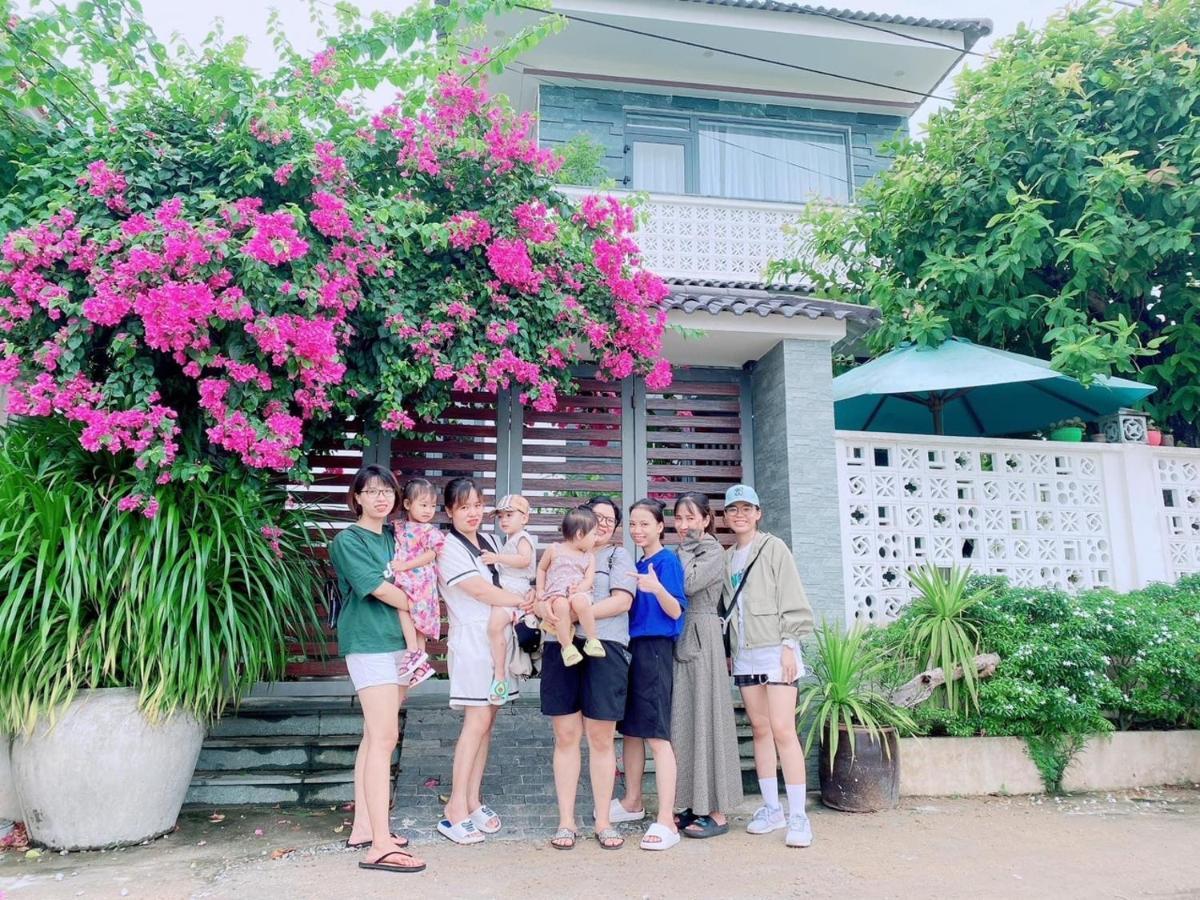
left=250, top=117, right=293, bottom=146
left=243, top=211, right=309, bottom=265
left=447, top=211, right=492, bottom=249
left=309, top=191, right=355, bottom=239
left=77, top=160, right=129, bottom=214
left=513, top=201, right=558, bottom=244
left=486, top=238, right=543, bottom=294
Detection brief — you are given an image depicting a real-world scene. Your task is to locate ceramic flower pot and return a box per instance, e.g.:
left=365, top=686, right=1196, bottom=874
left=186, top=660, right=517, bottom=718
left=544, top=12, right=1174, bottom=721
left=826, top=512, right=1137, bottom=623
left=819, top=725, right=900, bottom=812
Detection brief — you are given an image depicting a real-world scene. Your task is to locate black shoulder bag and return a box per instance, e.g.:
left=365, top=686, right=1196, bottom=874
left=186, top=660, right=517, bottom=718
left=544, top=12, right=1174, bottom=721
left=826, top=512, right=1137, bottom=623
left=719, top=544, right=767, bottom=660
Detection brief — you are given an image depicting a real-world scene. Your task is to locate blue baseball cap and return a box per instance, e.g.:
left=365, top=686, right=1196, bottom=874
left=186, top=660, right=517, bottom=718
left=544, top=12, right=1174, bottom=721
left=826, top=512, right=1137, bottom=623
left=724, top=484, right=761, bottom=507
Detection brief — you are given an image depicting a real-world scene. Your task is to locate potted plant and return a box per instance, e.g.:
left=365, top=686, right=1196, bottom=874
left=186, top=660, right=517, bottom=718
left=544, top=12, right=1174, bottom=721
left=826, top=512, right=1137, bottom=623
left=0, top=419, right=320, bottom=850
left=798, top=625, right=917, bottom=813
left=1048, top=417, right=1086, bottom=442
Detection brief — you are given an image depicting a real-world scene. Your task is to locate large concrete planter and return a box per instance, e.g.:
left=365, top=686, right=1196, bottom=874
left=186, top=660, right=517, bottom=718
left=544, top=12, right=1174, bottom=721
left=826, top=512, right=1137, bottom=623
left=11, top=688, right=205, bottom=849
left=900, top=731, right=1200, bottom=796
left=0, top=734, right=19, bottom=821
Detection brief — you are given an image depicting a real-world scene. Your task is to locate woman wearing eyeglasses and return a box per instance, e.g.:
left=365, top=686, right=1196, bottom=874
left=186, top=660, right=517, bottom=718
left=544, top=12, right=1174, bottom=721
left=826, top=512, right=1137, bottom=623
left=722, top=483, right=815, bottom=850
left=327, top=464, right=426, bottom=874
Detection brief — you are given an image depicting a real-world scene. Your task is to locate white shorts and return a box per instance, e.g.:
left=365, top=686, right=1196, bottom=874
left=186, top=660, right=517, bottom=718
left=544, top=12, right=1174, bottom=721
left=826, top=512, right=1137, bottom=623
left=732, top=643, right=805, bottom=685
left=345, top=651, right=408, bottom=692
left=447, top=621, right=520, bottom=708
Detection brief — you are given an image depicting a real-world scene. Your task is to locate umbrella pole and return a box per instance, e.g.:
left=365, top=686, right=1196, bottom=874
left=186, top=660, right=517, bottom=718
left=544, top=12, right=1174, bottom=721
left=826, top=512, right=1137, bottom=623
left=931, top=396, right=945, bottom=435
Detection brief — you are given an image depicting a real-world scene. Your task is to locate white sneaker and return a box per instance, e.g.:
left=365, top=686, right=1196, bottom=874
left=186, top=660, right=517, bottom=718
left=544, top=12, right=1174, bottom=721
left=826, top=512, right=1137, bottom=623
left=786, top=813, right=813, bottom=848
left=745, top=805, right=786, bottom=835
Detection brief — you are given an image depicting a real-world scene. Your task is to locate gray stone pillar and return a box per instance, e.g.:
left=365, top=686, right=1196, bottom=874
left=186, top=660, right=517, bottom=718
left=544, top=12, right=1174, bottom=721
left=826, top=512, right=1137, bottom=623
left=750, top=339, right=846, bottom=630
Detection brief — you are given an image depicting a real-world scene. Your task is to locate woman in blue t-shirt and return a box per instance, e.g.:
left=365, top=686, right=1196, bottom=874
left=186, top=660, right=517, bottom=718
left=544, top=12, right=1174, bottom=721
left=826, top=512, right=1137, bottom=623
left=614, top=498, right=687, bottom=851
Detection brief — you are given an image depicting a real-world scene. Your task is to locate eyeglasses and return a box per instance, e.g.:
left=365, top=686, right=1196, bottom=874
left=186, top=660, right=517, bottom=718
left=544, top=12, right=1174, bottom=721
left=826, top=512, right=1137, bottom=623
left=594, top=515, right=616, bottom=527
left=724, top=505, right=757, bottom=518
left=360, top=489, right=396, bottom=499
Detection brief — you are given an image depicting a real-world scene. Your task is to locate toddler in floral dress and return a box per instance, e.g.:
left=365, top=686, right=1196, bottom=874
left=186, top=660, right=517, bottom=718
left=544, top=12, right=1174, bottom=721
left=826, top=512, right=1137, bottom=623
left=391, top=478, right=445, bottom=687
left=537, top=506, right=605, bottom=667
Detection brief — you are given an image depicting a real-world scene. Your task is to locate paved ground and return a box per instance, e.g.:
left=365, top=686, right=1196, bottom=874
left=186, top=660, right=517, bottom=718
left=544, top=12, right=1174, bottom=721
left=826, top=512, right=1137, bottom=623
left=2, top=787, right=1199, bottom=899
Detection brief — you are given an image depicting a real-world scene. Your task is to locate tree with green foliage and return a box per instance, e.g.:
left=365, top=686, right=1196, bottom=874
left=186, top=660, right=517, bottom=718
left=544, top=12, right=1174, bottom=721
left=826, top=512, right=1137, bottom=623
left=769, top=0, right=1200, bottom=442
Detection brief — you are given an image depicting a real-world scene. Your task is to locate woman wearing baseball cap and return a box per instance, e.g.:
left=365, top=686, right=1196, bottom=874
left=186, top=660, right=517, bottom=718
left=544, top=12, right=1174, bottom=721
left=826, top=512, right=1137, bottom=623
left=721, top=483, right=815, bottom=849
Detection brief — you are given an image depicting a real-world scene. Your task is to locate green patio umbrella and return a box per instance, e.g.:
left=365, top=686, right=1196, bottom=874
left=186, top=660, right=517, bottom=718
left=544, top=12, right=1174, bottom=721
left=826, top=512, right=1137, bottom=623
left=833, top=338, right=1156, bottom=436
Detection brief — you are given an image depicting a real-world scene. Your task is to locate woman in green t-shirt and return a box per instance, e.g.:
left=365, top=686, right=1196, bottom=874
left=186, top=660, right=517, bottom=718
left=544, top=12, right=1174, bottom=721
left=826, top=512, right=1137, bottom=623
left=327, top=464, right=425, bottom=875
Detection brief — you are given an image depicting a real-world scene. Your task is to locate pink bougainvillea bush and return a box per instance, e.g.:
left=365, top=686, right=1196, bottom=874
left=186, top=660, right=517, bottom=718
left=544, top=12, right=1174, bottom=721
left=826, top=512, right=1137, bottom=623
left=0, top=6, right=671, bottom=497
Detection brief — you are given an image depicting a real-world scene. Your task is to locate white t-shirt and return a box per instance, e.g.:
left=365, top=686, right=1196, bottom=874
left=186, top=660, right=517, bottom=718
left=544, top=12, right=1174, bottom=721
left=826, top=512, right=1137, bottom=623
left=497, top=529, right=537, bottom=595
left=437, top=531, right=498, bottom=630
left=730, top=543, right=801, bottom=682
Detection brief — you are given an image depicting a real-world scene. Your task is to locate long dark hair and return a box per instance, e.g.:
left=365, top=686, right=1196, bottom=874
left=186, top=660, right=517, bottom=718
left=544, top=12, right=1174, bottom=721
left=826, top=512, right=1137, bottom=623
left=345, top=464, right=401, bottom=517
left=674, top=491, right=717, bottom=536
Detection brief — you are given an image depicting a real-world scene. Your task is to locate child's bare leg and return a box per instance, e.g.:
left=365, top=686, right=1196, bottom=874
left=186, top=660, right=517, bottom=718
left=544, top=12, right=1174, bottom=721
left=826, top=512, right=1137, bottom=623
left=570, top=593, right=599, bottom=641
left=488, top=605, right=511, bottom=682
left=398, top=610, right=420, bottom=651
left=551, top=595, right=574, bottom=646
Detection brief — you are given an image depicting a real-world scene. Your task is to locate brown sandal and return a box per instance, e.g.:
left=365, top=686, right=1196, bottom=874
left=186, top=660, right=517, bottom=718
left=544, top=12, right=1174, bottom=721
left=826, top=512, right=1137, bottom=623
left=358, top=850, right=426, bottom=873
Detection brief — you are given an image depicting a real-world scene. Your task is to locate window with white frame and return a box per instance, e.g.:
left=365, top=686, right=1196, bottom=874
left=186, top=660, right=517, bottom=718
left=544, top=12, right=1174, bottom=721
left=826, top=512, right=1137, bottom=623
left=624, top=110, right=852, bottom=204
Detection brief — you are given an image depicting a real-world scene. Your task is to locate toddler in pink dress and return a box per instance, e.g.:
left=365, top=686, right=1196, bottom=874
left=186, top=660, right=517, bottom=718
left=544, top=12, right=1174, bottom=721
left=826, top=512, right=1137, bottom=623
left=391, top=478, right=445, bottom=687
left=537, top=506, right=606, bottom=667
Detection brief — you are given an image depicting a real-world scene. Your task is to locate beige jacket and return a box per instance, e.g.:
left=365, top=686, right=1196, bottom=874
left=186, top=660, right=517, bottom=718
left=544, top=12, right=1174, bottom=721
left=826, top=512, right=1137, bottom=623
left=723, top=532, right=814, bottom=650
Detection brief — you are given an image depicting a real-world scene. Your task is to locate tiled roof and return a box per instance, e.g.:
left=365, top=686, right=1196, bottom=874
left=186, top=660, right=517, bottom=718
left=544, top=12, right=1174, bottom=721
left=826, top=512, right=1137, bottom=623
left=665, top=279, right=879, bottom=322
left=680, top=1, right=994, bottom=48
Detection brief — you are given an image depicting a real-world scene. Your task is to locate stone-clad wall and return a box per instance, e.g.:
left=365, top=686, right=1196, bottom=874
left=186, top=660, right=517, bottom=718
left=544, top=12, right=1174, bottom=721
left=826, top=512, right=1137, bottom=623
left=537, top=83, right=906, bottom=193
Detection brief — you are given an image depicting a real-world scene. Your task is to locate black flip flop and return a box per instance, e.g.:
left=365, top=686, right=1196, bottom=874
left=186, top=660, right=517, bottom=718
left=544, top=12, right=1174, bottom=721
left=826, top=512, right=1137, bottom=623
left=357, top=849, right=426, bottom=874
left=683, top=815, right=730, bottom=839
left=347, top=832, right=409, bottom=850
left=673, top=808, right=697, bottom=830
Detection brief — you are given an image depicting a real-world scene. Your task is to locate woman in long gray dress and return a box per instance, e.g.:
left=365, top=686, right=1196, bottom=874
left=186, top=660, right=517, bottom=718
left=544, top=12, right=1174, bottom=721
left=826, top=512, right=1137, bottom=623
left=669, top=492, right=744, bottom=837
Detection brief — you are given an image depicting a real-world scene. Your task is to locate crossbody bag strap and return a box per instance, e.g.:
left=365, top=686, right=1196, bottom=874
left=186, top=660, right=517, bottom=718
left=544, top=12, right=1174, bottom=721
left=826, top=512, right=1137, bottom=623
left=450, top=527, right=502, bottom=588
left=720, top=544, right=768, bottom=633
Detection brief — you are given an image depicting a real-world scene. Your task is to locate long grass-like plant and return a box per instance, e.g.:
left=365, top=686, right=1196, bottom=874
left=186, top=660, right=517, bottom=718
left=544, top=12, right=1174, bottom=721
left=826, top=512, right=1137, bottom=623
left=0, top=417, right=322, bottom=733
left=798, top=624, right=917, bottom=764
left=902, top=564, right=986, bottom=714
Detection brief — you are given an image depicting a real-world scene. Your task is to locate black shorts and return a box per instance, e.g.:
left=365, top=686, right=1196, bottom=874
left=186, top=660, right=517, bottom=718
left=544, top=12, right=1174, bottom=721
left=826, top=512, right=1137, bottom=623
left=618, top=636, right=675, bottom=740
left=540, top=638, right=631, bottom=722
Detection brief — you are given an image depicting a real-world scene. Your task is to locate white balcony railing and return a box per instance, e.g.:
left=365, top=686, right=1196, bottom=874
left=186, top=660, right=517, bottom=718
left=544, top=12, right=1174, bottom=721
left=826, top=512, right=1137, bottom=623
left=557, top=186, right=811, bottom=284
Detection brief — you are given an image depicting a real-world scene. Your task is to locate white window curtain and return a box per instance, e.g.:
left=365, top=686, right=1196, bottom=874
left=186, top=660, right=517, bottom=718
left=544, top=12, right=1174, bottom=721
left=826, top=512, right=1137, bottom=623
left=698, top=124, right=849, bottom=204
left=631, top=141, right=686, bottom=194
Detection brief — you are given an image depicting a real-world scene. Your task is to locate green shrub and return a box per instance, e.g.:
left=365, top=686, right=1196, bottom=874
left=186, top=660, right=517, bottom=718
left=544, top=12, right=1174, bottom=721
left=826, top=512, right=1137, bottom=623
left=0, top=418, right=322, bottom=732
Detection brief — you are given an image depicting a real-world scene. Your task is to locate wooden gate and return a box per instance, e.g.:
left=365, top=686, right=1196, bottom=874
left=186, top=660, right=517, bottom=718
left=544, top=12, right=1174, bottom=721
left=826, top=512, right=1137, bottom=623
left=287, top=369, right=749, bottom=680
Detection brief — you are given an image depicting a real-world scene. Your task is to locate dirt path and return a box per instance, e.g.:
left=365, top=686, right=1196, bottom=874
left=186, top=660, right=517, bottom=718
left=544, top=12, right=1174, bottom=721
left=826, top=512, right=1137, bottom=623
left=3, top=788, right=1200, bottom=899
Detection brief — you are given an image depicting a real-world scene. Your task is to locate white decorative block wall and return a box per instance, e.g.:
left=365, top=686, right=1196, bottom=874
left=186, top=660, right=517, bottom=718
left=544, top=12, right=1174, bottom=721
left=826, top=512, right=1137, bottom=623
left=557, top=186, right=813, bottom=283
left=836, top=433, right=1115, bottom=624
left=1153, top=451, right=1200, bottom=580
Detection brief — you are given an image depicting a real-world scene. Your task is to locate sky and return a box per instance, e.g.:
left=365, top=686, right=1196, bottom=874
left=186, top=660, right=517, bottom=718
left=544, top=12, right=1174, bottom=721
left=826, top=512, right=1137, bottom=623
left=129, top=0, right=1069, bottom=135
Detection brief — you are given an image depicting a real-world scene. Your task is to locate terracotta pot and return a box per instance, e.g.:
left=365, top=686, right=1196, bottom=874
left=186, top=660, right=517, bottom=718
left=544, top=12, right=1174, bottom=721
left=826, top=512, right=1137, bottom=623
left=819, top=724, right=900, bottom=812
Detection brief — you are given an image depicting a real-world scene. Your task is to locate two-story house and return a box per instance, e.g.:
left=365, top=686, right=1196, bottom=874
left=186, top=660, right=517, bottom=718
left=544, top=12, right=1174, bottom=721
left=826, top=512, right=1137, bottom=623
left=192, top=0, right=991, bottom=807
left=476, top=0, right=993, bottom=627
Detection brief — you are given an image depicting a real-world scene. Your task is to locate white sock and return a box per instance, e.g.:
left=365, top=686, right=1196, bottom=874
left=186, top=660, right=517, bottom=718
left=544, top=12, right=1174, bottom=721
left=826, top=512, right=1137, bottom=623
left=786, top=783, right=807, bottom=818
left=759, top=777, right=780, bottom=810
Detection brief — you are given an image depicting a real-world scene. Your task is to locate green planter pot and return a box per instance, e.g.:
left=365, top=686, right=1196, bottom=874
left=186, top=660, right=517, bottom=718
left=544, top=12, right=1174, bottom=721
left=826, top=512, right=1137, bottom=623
left=1049, top=427, right=1084, bottom=442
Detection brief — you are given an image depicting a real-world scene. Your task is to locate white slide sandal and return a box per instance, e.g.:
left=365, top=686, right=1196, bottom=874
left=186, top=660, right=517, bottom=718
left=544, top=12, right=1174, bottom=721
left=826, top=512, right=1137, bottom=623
left=640, top=822, right=680, bottom=851
left=437, top=817, right=484, bottom=845
left=469, top=804, right=502, bottom=834
left=609, top=798, right=646, bottom=823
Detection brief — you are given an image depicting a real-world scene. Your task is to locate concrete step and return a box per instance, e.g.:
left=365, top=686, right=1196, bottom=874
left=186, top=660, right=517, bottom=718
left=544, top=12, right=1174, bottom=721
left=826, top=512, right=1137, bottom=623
left=186, top=768, right=356, bottom=807
left=208, top=699, right=366, bottom=739
left=196, top=735, right=400, bottom=773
